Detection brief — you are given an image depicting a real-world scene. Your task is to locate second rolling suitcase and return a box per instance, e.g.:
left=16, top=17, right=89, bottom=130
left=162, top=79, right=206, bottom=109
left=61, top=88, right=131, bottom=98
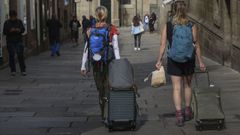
left=192, top=69, right=225, bottom=130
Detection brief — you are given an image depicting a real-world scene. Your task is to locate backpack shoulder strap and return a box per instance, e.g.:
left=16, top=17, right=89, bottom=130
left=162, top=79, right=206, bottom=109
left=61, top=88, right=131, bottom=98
left=167, top=21, right=174, bottom=48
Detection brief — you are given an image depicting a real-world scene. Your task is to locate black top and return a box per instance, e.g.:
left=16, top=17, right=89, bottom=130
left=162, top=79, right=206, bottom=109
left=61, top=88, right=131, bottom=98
left=46, top=19, right=62, bottom=41
left=82, top=19, right=91, bottom=33
left=3, top=19, right=25, bottom=43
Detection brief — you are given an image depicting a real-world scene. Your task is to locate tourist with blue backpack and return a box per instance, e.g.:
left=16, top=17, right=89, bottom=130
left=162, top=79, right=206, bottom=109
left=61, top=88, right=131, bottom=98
left=80, top=6, right=120, bottom=122
left=155, top=1, right=205, bottom=127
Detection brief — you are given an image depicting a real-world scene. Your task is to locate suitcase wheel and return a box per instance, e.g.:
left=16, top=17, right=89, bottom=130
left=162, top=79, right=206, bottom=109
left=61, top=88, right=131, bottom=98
left=108, top=127, right=113, bottom=132
left=130, top=121, right=137, bottom=130
left=196, top=125, right=203, bottom=131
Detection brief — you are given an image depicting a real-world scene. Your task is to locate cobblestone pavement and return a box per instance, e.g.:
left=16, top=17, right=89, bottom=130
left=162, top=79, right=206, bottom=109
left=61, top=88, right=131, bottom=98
left=0, top=28, right=240, bottom=135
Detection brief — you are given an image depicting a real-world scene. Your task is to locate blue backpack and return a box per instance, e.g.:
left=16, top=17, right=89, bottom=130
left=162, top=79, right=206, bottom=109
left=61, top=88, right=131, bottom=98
left=88, top=26, right=110, bottom=63
left=167, top=22, right=195, bottom=63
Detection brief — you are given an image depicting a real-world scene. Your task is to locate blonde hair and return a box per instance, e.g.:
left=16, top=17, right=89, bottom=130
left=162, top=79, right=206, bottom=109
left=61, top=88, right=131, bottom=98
left=172, top=1, right=188, bottom=25
left=95, top=6, right=108, bottom=22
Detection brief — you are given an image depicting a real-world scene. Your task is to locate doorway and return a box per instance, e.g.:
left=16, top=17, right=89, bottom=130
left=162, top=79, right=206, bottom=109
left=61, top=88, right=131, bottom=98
left=100, top=0, right=111, bottom=24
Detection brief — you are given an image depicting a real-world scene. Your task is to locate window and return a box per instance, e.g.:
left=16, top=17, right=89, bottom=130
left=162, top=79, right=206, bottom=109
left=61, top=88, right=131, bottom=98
left=122, top=0, right=131, bottom=5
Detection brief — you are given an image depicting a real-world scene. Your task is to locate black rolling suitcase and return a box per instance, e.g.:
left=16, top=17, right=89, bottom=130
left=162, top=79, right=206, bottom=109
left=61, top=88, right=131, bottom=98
left=192, top=69, right=225, bottom=130
left=107, top=59, right=137, bottom=131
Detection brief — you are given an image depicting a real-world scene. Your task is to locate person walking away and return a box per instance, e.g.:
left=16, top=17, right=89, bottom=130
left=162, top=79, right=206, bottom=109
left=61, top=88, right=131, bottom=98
left=149, top=12, right=157, bottom=33
left=81, top=15, right=91, bottom=45
left=46, top=15, right=62, bottom=57
left=143, top=14, right=150, bottom=31
left=131, top=15, right=144, bottom=51
left=155, top=1, right=206, bottom=127
left=89, top=15, right=97, bottom=28
left=3, top=10, right=26, bottom=76
left=69, top=15, right=81, bottom=47
left=80, top=6, right=120, bottom=123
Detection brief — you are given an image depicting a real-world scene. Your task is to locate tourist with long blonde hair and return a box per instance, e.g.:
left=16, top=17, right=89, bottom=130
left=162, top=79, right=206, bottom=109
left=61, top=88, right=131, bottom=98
left=80, top=6, right=120, bottom=122
left=156, top=0, right=205, bottom=126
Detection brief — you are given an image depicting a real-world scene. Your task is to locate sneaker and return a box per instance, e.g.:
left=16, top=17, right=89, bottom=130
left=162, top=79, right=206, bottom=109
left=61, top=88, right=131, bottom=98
left=176, top=110, right=184, bottom=127
left=137, top=48, right=141, bottom=51
left=21, top=72, right=27, bottom=76
left=11, top=72, right=16, bottom=76
left=134, top=47, right=137, bottom=51
left=184, top=107, right=193, bottom=121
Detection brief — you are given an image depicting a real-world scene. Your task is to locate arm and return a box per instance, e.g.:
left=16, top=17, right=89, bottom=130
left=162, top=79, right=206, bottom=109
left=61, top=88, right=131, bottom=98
left=156, top=25, right=167, bottom=69
left=19, top=20, right=25, bottom=34
left=69, top=20, right=72, bottom=28
left=156, top=24, right=167, bottom=69
left=81, top=29, right=91, bottom=75
left=192, top=25, right=205, bottom=70
left=3, top=21, right=9, bottom=35
left=112, top=34, right=120, bottom=59
left=81, top=42, right=88, bottom=71
left=131, top=23, right=134, bottom=34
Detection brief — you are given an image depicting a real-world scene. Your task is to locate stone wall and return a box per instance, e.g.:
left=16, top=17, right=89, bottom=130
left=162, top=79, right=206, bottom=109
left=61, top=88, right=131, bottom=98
left=187, top=0, right=240, bottom=71
left=158, top=0, right=240, bottom=72
left=76, top=0, right=119, bottom=26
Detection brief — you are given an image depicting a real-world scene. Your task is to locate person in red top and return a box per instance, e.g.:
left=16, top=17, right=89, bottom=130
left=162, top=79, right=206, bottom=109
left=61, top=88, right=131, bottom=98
left=80, top=6, right=120, bottom=122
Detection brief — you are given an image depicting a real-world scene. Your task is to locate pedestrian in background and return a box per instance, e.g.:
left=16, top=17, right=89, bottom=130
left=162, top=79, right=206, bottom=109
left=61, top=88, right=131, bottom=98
left=149, top=12, right=157, bottom=33
left=46, top=15, right=62, bottom=57
left=3, top=10, right=26, bottom=76
left=155, top=1, right=205, bottom=127
left=69, top=15, right=81, bottom=47
left=89, top=15, right=97, bottom=28
left=81, top=6, right=120, bottom=122
left=81, top=15, right=91, bottom=45
left=143, top=14, right=150, bottom=31
left=131, top=15, right=144, bottom=51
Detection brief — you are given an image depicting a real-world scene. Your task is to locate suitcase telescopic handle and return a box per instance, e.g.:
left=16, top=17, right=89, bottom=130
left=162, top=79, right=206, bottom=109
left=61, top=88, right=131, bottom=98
left=194, top=67, right=211, bottom=87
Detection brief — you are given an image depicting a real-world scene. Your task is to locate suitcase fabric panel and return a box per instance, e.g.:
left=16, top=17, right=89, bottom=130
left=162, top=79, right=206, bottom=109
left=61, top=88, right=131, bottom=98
left=108, top=91, right=136, bottom=121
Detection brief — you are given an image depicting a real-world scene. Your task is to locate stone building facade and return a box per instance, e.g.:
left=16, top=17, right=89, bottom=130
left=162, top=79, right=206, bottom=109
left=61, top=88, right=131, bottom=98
left=0, top=0, right=76, bottom=67
left=75, top=0, right=161, bottom=27
left=120, top=0, right=160, bottom=26
left=75, top=0, right=120, bottom=26
left=188, top=0, right=240, bottom=71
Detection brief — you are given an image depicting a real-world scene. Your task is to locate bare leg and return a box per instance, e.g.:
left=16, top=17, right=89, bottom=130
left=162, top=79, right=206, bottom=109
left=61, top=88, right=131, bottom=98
left=183, top=75, right=193, bottom=107
left=171, top=75, right=182, bottom=111
left=183, top=75, right=193, bottom=121
left=171, top=75, right=184, bottom=126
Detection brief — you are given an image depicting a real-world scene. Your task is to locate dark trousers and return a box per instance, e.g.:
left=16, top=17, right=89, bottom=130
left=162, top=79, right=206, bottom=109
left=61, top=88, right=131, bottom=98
left=7, top=42, right=26, bottom=72
left=83, top=32, right=87, bottom=45
left=92, top=62, right=109, bottom=119
left=134, top=33, right=142, bottom=48
left=50, top=40, right=60, bottom=55
left=149, top=23, right=155, bottom=32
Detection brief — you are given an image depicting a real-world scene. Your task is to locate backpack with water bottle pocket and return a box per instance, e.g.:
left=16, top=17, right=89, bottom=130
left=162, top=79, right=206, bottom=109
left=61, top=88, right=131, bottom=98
left=167, top=21, right=196, bottom=63
left=86, top=25, right=114, bottom=71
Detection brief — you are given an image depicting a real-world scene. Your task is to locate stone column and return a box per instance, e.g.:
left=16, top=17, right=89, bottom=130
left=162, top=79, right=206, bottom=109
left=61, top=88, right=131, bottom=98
left=111, top=0, right=119, bottom=26
left=222, top=0, right=232, bottom=66
left=231, top=0, right=238, bottom=43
